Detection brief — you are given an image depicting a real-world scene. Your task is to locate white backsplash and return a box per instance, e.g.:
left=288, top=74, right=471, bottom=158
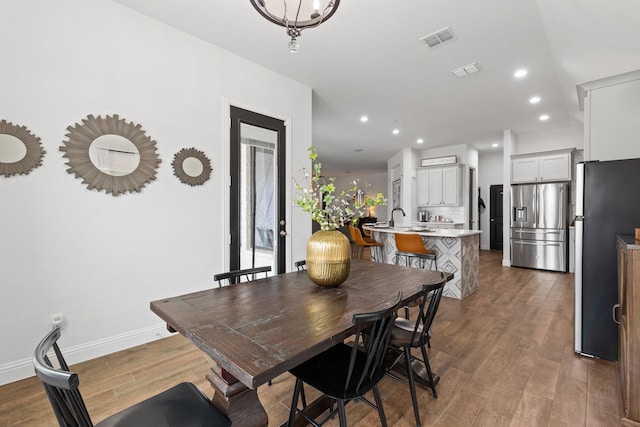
left=419, top=206, right=465, bottom=223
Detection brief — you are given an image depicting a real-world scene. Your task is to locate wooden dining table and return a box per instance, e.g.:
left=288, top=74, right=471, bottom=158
left=150, top=259, right=448, bottom=426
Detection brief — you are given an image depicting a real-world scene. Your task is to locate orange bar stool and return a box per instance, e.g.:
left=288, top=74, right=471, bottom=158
left=394, top=233, right=437, bottom=270
left=349, top=224, right=384, bottom=261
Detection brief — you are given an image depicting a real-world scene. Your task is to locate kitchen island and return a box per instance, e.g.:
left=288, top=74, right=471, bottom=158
left=365, top=225, right=482, bottom=300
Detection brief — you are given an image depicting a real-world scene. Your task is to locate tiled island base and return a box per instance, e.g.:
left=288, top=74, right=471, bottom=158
left=370, top=231, right=480, bottom=300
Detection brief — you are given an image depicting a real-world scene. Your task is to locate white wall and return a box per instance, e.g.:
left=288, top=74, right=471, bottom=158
left=514, top=124, right=583, bottom=155
left=478, top=151, right=504, bottom=250
left=387, top=151, right=404, bottom=223
left=0, top=0, right=312, bottom=384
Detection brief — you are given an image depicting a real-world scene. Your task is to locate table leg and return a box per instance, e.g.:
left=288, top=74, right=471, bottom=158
left=207, top=364, right=268, bottom=427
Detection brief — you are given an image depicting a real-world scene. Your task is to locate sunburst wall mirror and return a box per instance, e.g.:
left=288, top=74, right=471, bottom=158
left=171, top=147, right=212, bottom=186
left=60, top=114, right=161, bottom=196
left=0, top=119, right=46, bottom=177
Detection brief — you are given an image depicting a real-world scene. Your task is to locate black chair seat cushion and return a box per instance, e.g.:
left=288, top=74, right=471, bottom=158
left=390, top=318, right=426, bottom=347
left=290, top=343, right=385, bottom=400
left=96, top=382, right=231, bottom=427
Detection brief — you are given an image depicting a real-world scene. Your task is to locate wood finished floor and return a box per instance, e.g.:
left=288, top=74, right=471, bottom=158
left=0, top=250, right=622, bottom=426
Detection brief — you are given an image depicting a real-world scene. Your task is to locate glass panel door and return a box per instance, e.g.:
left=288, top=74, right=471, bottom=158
left=239, top=124, right=276, bottom=270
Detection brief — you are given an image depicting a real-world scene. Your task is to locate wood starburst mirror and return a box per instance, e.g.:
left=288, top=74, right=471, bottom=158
left=0, top=119, right=46, bottom=177
left=60, top=114, right=161, bottom=196
left=172, top=147, right=212, bottom=186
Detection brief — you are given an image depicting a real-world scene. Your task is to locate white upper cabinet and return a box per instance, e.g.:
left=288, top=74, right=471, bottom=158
left=511, top=151, right=572, bottom=183
left=416, top=165, right=461, bottom=206
left=416, top=168, right=429, bottom=206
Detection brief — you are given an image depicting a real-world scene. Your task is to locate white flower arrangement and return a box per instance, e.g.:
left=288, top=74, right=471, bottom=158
left=293, top=147, right=386, bottom=231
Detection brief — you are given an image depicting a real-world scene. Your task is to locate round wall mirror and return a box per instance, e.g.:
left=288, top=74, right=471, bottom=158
left=172, top=148, right=212, bottom=186
left=60, top=114, right=161, bottom=196
left=0, top=119, right=46, bottom=177
left=0, top=134, right=27, bottom=163
left=88, top=134, right=140, bottom=177
left=182, top=157, right=204, bottom=177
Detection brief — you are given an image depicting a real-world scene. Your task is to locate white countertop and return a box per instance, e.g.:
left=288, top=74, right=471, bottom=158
left=364, top=224, right=482, bottom=237
left=414, top=221, right=465, bottom=226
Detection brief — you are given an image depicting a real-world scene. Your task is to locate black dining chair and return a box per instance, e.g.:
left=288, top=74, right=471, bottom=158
left=386, top=272, right=447, bottom=427
left=287, top=293, right=402, bottom=427
left=294, top=260, right=306, bottom=270
left=33, top=326, right=231, bottom=427
left=213, top=265, right=271, bottom=287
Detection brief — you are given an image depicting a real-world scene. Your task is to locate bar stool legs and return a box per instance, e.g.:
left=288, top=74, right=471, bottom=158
left=394, top=251, right=437, bottom=270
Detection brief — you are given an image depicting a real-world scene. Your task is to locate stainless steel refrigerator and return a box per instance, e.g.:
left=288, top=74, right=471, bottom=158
left=510, top=182, right=569, bottom=272
left=574, top=158, right=640, bottom=361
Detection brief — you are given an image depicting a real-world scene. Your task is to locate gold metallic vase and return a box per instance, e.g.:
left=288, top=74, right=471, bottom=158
left=306, top=230, right=351, bottom=287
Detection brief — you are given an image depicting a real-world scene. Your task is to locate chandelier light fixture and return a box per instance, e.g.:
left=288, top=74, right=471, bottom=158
left=250, top=0, right=340, bottom=53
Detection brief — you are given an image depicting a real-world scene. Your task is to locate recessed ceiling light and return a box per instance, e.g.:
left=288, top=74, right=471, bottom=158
left=529, top=96, right=541, bottom=104
left=360, top=116, right=368, bottom=123
left=417, top=138, right=424, bottom=144
left=492, top=143, right=499, bottom=148
left=514, top=69, right=528, bottom=78
left=539, top=114, right=549, bottom=121
left=392, top=129, right=400, bottom=135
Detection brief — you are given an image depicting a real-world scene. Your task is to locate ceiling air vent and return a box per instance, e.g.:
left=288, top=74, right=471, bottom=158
left=420, top=26, right=456, bottom=48
left=452, top=62, right=480, bottom=78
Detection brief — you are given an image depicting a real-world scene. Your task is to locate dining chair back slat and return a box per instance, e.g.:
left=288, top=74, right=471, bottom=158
left=213, top=265, right=271, bottom=287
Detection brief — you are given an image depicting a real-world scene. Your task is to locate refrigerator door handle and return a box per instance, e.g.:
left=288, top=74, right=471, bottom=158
left=512, top=240, right=561, bottom=246
left=533, top=185, right=538, bottom=227
left=574, top=217, right=584, bottom=354
left=575, top=163, right=585, bottom=217
left=574, top=163, right=585, bottom=355
left=613, top=304, right=621, bottom=325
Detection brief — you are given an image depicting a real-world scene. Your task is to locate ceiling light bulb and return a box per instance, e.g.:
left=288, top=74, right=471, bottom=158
left=539, top=114, right=549, bottom=121
left=392, top=129, right=400, bottom=135
left=492, top=143, right=499, bottom=148
left=360, top=116, right=368, bottom=122
left=417, top=138, right=424, bottom=144
left=529, top=96, right=541, bottom=104
left=288, top=37, right=299, bottom=53
left=514, top=69, right=528, bottom=78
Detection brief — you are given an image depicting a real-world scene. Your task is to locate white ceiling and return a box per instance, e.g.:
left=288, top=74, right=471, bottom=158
left=113, top=0, right=640, bottom=174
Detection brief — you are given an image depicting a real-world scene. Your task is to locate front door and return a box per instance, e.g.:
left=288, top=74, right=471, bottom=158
left=490, top=184, right=503, bottom=250
left=229, top=106, right=286, bottom=274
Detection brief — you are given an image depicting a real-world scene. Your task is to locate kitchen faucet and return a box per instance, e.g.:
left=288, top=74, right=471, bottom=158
left=388, top=207, right=406, bottom=227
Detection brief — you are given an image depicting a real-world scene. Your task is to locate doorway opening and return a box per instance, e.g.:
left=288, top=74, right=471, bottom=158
left=490, top=184, right=503, bottom=250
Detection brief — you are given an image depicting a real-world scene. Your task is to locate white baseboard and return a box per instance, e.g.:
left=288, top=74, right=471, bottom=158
left=502, top=259, right=511, bottom=267
left=0, top=324, right=173, bottom=386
